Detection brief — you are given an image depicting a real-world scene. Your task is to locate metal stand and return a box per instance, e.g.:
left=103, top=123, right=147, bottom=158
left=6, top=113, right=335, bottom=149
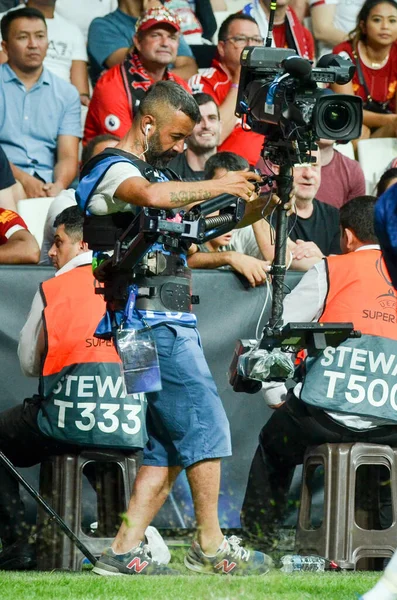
left=268, top=163, right=293, bottom=331
left=0, top=451, right=97, bottom=566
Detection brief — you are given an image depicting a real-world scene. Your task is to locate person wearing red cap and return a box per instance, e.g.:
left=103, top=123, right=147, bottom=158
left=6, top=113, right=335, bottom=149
left=84, top=6, right=191, bottom=143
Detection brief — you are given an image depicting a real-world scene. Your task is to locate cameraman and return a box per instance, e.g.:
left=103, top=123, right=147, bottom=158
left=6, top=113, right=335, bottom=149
left=241, top=195, right=397, bottom=550
left=76, top=80, right=274, bottom=577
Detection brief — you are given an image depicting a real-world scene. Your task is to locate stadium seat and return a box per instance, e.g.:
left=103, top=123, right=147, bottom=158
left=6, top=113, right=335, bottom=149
left=295, top=443, right=397, bottom=569
left=357, top=137, right=397, bottom=194
left=334, top=141, right=355, bottom=160
left=17, top=197, right=55, bottom=248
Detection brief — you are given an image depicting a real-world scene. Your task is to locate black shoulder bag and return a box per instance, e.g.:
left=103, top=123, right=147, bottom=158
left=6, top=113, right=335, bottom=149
left=354, top=50, right=392, bottom=114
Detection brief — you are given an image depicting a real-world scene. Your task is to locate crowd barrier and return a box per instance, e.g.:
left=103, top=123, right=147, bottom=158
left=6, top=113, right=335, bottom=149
left=0, top=265, right=303, bottom=528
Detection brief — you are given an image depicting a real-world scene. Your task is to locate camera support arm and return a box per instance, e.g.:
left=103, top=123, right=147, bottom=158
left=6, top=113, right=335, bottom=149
left=268, top=163, right=293, bottom=331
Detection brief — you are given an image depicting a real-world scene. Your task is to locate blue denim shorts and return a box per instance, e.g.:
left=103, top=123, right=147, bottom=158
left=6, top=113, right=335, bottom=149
left=143, top=323, right=232, bottom=468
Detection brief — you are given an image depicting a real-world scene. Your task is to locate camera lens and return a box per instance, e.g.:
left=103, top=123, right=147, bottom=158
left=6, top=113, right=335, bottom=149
left=323, top=102, right=350, bottom=132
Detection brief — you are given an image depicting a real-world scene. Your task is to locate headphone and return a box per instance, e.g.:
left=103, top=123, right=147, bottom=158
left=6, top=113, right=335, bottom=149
left=145, top=124, right=152, bottom=135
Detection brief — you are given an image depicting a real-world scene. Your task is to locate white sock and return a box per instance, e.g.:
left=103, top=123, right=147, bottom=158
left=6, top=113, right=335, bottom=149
left=362, top=552, right=397, bottom=600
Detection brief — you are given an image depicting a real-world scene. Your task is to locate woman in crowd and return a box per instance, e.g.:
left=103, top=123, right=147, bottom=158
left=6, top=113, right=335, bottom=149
left=332, top=0, right=397, bottom=139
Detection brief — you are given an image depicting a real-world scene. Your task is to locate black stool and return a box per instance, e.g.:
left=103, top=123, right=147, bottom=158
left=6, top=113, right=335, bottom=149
left=295, top=443, right=397, bottom=569
left=36, top=449, right=139, bottom=571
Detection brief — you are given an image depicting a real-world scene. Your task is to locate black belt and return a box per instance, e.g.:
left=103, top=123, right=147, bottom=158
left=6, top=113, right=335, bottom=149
left=134, top=274, right=194, bottom=312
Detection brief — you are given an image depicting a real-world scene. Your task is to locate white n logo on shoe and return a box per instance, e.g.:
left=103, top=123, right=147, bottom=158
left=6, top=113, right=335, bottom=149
left=126, top=557, right=149, bottom=572
left=214, top=559, right=237, bottom=573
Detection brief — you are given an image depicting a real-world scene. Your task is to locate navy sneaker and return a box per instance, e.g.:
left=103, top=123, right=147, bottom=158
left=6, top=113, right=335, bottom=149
left=184, top=535, right=273, bottom=575
left=92, top=541, right=178, bottom=576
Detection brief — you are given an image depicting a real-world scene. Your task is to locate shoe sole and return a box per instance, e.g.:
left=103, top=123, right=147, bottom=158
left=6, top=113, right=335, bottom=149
left=184, top=556, right=217, bottom=575
left=184, top=555, right=271, bottom=576
left=92, top=564, right=123, bottom=576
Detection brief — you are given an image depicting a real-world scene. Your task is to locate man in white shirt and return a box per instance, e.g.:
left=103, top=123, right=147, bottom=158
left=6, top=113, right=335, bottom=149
left=240, top=195, right=397, bottom=551
left=0, top=0, right=90, bottom=103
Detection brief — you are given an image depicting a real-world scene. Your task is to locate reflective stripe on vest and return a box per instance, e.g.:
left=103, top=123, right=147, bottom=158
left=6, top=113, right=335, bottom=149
left=300, top=250, right=397, bottom=422
left=38, top=265, right=147, bottom=448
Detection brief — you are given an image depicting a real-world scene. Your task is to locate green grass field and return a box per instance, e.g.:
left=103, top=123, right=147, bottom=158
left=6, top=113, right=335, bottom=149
left=0, top=550, right=381, bottom=600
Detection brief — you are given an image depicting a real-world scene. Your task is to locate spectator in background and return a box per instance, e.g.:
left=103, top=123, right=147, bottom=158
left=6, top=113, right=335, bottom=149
left=40, top=134, right=120, bottom=263
left=189, top=13, right=265, bottom=165
left=84, top=6, right=190, bottom=143
left=169, top=92, right=221, bottom=180
left=0, top=207, right=40, bottom=263
left=332, top=0, right=397, bottom=140
left=55, top=0, right=117, bottom=43
left=241, top=0, right=315, bottom=60
left=187, top=152, right=272, bottom=286
left=0, top=145, right=18, bottom=211
left=316, top=138, right=366, bottom=209
left=0, top=8, right=81, bottom=199
left=164, top=0, right=217, bottom=43
left=310, top=0, right=364, bottom=57
left=188, top=151, right=322, bottom=276
left=209, top=151, right=329, bottom=268
left=376, top=167, right=397, bottom=196
left=87, top=0, right=197, bottom=85
left=0, top=1, right=90, bottom=104
left=262, top=152, right=341, bottom=256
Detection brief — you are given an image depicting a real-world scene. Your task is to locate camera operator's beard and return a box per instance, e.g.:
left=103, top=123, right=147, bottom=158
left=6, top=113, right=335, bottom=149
left=146, top=130, right=179, bottom=168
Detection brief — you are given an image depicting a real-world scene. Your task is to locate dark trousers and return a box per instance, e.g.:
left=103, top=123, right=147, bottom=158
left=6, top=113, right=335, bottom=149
left=241, top=393, right=397, bottom=548
left=0, top=397, right=83, bottom=546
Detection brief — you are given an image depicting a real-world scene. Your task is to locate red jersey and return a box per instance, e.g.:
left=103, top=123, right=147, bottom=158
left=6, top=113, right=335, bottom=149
left=84, top=50, right=191, bottom=143
left=0, top=208, right=28, bottom=246
left=333, top=41, right=397, bottom=112
left=189, top=59, right=265, bottom=165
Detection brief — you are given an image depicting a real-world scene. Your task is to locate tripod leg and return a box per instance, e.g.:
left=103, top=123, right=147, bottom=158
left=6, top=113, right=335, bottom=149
left=0, top=451, right=97, bottom=566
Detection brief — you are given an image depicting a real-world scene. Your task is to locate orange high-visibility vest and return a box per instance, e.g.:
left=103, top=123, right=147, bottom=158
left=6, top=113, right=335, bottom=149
left=37, top=264, right=147, bottom=448
left=300, top=249, right=397, bottom=422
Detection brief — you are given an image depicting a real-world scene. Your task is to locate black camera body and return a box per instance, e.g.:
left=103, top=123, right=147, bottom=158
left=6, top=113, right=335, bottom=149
left=236, top=47, right=362, bottom=158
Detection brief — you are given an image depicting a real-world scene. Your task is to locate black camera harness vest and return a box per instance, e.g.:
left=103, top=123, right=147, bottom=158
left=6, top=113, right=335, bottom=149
left=78, top=148, right=193, bottom=313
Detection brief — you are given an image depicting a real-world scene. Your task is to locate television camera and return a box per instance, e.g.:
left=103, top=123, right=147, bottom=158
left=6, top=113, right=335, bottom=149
left=229, top=46, right=363, bottom=393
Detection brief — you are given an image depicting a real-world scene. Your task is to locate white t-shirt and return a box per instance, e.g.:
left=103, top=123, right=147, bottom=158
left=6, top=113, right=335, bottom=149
left=0, top=6, right=88, bottom=82
left=55, top=0, right=117, bottom=42
left=230, top=226, right=263, bottom=259
left=87, top=162, right=143, bottom=215
left=309, top=0, right=364, bottom=56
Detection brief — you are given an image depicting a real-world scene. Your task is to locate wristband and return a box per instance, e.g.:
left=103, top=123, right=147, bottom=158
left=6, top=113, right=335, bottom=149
left=230, top=83, right=239, bottom=89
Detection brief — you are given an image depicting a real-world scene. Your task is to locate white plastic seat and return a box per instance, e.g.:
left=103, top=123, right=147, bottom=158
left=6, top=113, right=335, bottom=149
left=334, top=141, right=355, bottom=160
left=357, top=138, right=397, bottom=194
left=17, top=197, right=55, bottom=248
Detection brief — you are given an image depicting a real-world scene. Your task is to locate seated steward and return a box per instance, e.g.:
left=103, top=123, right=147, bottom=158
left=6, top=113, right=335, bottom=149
left=241, top=195, right=397, bottom=549
left=0, top=206, right=146, bottom=569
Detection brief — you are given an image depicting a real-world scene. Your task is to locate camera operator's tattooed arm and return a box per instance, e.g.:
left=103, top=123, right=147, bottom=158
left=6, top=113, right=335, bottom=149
left=114, top=170, right=261, bottom=209
left=169, top=189, right=211, bottom=205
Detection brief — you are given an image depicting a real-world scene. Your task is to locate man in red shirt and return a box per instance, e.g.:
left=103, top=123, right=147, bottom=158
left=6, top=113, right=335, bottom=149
left=0, top=208, right=40, bottom=263
left=84, top=6, right=191, bottom=143
left=189, top=13, right=266, bottom=166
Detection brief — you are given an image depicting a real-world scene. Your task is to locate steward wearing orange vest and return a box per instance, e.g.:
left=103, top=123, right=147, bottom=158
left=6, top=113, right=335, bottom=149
left=38, top=263, right=147, bottom=448
left=0, top=207, right=146, bottom=569
left=241, top=196, right=397, bottom=550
